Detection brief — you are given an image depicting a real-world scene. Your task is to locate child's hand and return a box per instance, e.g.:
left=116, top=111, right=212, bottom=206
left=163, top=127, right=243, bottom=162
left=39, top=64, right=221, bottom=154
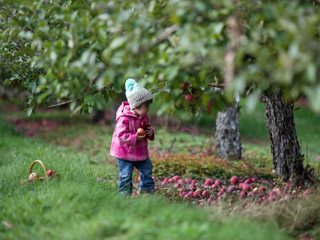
left=145, top=127, right=154, bottom=137
left=136, top=133, right=146, bottom=141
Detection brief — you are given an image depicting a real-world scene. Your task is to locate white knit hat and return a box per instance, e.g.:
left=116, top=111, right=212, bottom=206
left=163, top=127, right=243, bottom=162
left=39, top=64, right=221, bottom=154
left=125, top=78, right=152, bottom=109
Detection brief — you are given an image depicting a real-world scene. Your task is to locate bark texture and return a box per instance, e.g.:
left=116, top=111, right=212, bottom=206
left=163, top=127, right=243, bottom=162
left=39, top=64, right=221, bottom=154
left=215, top=102, right=242, bottom=160
left=262, top=91, right=304, bottom=185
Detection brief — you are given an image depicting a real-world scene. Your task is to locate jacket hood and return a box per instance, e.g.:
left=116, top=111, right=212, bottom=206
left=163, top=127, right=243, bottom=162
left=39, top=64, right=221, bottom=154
left=116, top=101, right=138, bottom=121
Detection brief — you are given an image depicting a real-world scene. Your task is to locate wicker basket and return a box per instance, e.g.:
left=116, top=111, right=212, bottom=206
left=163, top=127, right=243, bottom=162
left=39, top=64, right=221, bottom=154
left=21, top=160, right=59, bottom=184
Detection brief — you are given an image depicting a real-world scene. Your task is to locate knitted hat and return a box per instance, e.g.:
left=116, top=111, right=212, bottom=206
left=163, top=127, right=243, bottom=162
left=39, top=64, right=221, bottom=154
left=125, top=78, right=152, bottom=109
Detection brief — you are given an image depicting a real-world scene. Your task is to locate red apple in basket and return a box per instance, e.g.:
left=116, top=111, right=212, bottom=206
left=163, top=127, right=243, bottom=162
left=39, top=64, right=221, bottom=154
left=47, top=170, right=55, bottom=177
left=137, top=128, right=146, bottom=136
left=29, top=172, right=39, bottom=180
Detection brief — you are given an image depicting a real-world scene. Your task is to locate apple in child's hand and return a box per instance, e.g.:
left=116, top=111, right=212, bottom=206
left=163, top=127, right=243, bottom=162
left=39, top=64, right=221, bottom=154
left=29, top=172, right=39, bottom=180
left=47, top=170, right=55, bottom=177
left=137, top=128, right=145, bottom=136
left=140, top=120, right=150, bottom=130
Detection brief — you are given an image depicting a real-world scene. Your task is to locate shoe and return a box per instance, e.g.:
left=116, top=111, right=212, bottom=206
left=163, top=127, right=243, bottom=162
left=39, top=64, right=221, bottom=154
left=140, top=188, right=156, bottom=195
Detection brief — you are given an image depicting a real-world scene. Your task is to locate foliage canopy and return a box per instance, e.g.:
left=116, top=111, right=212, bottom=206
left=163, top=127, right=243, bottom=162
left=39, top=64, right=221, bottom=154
left=0, top=0, right=319, bottom=115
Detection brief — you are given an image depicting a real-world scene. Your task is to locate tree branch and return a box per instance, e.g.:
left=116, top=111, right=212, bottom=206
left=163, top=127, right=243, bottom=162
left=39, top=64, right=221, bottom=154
left=47, top=98, right=77, bottom=109
left=135, top=24, right=179, bottom=56
left=208, top=83, right=226, bottom=89
left=0, top=54, right=26, bottom=79
left=47, top=83, right=108, bottom=109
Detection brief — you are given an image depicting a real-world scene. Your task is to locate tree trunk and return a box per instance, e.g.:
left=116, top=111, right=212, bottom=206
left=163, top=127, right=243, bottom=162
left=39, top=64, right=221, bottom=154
left=215, top=102, right=242, bottom=160
left=262, top=91, right=304, bottom=185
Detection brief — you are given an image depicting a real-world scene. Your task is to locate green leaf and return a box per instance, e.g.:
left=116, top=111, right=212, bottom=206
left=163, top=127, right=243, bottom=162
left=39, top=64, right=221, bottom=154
left=164, top=66, right=179, bottom=80
left=27, top=107, right=33, bottom=116
left=109, top=36, right=127, bottom=50
left=18, top=31, right=33, bottom=40
left=88, top=106, right=94, bottom=114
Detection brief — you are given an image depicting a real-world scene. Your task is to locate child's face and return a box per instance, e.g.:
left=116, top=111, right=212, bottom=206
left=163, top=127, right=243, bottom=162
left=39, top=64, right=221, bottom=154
left=133, top=103, right=150, bottom=117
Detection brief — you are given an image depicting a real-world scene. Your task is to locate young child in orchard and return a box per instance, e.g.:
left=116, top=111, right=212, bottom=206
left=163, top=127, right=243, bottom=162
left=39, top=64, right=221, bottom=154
left=110, top=78, right=155, bottom=195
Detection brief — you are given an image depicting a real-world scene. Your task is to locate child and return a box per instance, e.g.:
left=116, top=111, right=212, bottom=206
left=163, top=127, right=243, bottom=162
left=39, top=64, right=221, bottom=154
left=110, top=78, right=155, bottom=195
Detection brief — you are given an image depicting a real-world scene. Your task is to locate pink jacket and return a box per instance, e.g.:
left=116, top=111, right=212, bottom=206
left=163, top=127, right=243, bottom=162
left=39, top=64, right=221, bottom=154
left=110, top=102, right=155, bottom=161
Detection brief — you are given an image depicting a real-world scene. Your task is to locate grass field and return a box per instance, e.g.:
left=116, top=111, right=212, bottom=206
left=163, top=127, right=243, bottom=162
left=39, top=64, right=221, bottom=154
left=1, top=99, right=320, bottom=239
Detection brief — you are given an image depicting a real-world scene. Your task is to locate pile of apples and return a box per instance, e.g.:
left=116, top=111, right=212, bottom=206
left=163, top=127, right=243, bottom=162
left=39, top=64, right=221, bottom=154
left=28, top=169, right=56, bottom=180
left=135, top=175, right=313, bottom=206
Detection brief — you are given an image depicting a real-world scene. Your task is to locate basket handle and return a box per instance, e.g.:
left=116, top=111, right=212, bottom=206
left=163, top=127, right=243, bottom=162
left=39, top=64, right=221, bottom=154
left=29, top=160, right=49, bottom=178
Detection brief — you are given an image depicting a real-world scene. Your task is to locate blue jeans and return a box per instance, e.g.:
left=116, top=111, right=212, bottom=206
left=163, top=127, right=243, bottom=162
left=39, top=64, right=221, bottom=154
left=117, top=158, right=154, bottom=195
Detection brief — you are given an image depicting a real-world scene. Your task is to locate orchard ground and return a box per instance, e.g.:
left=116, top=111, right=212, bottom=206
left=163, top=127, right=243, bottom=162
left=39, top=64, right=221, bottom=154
left=1, top=98, right=320, bottom=240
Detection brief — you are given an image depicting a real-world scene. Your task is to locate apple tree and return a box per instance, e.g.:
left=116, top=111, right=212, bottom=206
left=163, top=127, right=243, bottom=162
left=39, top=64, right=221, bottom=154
left=1, top=0, right=320, bottom=185
left=227, top=0, right=320, bottom=185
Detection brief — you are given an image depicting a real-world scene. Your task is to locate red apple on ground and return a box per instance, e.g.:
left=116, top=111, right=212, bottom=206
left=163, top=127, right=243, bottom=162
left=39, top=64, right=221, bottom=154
left=220, top=188, right=227, bottom=193
left=277, top=191, right=283, bottom=197
left=215, top=179, right=222, bottom=186
left=269, top=191, right=277, bottom=197
left=185, top=178, right=192, bottom=183
left=211, top=184, right=218, bottom=189
left=186, top=191, right=193, bottom=198
left=227, top=186, right=238, bottom=193
left=230, top=176, right=239, bottom=185
left=217, top=192, right=224, bottom=197
left=47, top=170, right=55, bottom=177
left=168, top=178, right=175, bottom=183
left=179, top=191, right=185, bottom=197
left=249, top=190, right=258, bottom=196
left=29, top=172, right=39, bottom=180
left=245, top=178, right=252, bottom=184
left=205, top=178, right=214, bottom=186
left=239, top=191, right=247, bottom=199
left=259, top=186, right=266, bottom=192
left=172, top=175, right=180, bottom=181
left=242, top=183, right=250, bottom=192
left=193, top=191, right=201, bottom=198
left=178, top=179, right=184, bottom=184
left=191, top=179, right=198, bottom=185
left=251, top=178, right=258, bottom=183
left=202, top=191, right=210, bottom=198
left=137, top=128, right=145, bottom=136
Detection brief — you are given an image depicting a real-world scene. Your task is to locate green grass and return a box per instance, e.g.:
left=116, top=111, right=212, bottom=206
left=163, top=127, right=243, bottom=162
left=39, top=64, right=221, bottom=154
left=0, top=115, right=295, bottom=240
left=1, top=98, right=320, bottom=239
